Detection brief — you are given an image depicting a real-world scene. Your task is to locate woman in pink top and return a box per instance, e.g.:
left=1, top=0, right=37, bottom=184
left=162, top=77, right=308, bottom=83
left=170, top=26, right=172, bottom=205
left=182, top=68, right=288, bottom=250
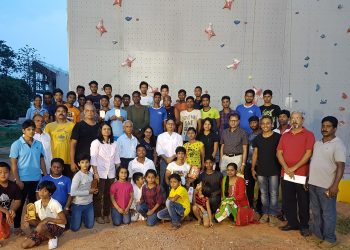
left=110, top=166, right=133, bottom=226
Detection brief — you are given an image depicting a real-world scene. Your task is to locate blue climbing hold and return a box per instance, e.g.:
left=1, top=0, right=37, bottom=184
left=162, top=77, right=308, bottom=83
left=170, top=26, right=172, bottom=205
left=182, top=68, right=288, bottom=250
left=125, top=16, right=132, bottom=21
left=220, top=43, right=225, bottom=47
left=320, top=34, right=326, bottom=39
left=316, top=84, right=320, bottom=92
left=234, top=20, right=240, bottom=25
left=304, top=63, right=309, bottom=68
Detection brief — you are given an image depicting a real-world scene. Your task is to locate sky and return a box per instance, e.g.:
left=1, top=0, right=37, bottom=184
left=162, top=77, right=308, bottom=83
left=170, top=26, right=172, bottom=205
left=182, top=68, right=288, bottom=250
left=0, top=1, right=68, bottom=71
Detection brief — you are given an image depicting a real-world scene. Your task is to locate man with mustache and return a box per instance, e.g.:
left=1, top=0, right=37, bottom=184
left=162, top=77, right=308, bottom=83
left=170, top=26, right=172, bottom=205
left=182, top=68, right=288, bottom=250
left=277, top=112, right=315, bottom=237
left=308, top=116, right=346, bottom=248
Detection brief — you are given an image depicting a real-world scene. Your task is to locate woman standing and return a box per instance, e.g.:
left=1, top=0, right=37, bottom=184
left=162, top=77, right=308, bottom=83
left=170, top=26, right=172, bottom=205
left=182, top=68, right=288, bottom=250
left=197, top=118, right=219, bottom=160
left=90, top=122, right=121, bottom=224
left=139, top=126, right=157, bottom=163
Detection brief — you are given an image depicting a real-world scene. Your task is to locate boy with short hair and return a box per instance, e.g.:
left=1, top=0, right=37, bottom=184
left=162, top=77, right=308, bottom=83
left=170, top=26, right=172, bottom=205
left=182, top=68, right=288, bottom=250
left=165, top=146, right=191, bottom=187
left=219, top=96, right=237, bottom=137
left=21, top=181, right=67, bottom=249
left=259, top=90, right=281, bottom=130
left=86, top=80, right=101, bottom=110
left=0, top=162, right=21, bottom=246
left=53, top=88, right=65, bottom=106
left=139, top=81, right=153, bottom=107
left=157, top=173, right=190, bottom=229
left=178, top=96, right=202, bottom=141
left=65, top=91, right=81, bottom=124
left=130, top=172, right=144, bottom=222
left=102, top=84, right=113, bottom=108
left=122, top=94, right=131, bottom=110
left=193, top=86, right=203, bottom=110
left=149, top=92, right=167, bottom=137
left=37, top=158, right=72, bottom=213
left=105, top=94, right=128, bottom=141
left=99, top=95, right=111, bottom=121
left=174, top=89, right=187, bottom=113
left=201, top=94, right=220, bottom=133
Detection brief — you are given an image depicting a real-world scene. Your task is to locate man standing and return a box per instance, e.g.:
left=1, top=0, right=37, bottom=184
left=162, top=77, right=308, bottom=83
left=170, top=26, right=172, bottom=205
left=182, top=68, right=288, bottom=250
left=53, top=88, right=65, bottom=105
left=308, top=116, right=346, bottom=248
left=201, top=94, right=220, bottom=134
left=236, top=89, right=262, bottom=134
left=149, top=92, right=167, bottom=137
left=70, top=103, right=99, bottom=175
left=156, top=119, right=183, bottom=195
left=219, top=96, right=237, bottom=138
left=127, top=91, right=149, bottom=138
left=117, top=120, right=139, bottom=167
left=73, top=85, right=85, bottom=107
left=45, top=105, right=75, bottom=178
left=43, top=91, right=55, bottom=122
left=102, top=84, right=113, bottom=108
left=10, top=119, right=47, bottom=234
left=86, top=80, right=101, bottom=110
left=277, top=112, right=315, bottom=236
left=219, top=113, right=248, bottom=175
left=174, top=89, right=187, bottom=113
left=105, top=94, right=127, bottom=141
left=122, top=94, right=131, bottom=110
left=273, top=109, right=291, bottom=134
left=178, top=96, right=201, bottom=142
left=193, top=86, right=203, bottom=110
left=139, top=81, right=153, bottom=107
left=260, top=90, right=281, bottom=130
left=65, top=91, right=81, bottom=124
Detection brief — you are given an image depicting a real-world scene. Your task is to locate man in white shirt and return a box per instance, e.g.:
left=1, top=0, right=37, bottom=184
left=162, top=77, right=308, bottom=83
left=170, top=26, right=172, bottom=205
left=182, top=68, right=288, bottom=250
left=308, top=116, right=346, bottom=248
left=139, top=81, right=153, bottom=107
left=178, top=96, right=202, bottom=141
left=128, top=144, right=156, bottom=179
left=156, top=119, right=183, bottom=196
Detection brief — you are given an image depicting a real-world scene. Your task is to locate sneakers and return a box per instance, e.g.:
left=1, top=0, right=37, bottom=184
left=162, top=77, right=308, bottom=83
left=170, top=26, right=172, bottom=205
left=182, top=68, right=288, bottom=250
left=259, top=214, right=269, bottom=224
left=318, top=240, right=339, bottom=249
left=48, top=237, right=58, bottom=250
left=268, top=216, right=279, bottom=227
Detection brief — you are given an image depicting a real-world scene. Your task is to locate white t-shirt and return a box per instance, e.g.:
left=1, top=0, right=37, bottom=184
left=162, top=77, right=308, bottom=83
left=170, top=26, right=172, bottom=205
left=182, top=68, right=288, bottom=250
left=35, top=198, right=65, bottom=228
left=131, top=183, right=142, bottom=209
left=180, top=109, right=202, bottom=141
left=128, top=157, right=156, bottom=180
left=166, top=161, right=191, bottom=185
left=140, top=95, right=153, bottom=106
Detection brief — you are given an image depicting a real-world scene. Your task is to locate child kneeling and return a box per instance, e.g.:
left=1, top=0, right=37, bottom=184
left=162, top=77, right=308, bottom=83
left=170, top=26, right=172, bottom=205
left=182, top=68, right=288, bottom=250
left=157, top=174, right=190, bottom=229
left=21, top=181, right=66, bottom=249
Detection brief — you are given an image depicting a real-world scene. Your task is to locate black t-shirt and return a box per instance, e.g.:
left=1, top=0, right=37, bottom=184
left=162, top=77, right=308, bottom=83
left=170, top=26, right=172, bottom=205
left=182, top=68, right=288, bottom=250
left=139, top=138, right=156, bottom=161
left=86, top=94, right=101, bottom=110
left=0, top=181, right=21, bottom=212
left=165, top=106, right=176, bottom=121
left=252, top=132, right=281, bottom=176
left=259, top=104, right=281, bottom=129
left=197, top=132, right=219, bottom=157
left=71, top=120, right=99, bottom=162
left=194, top=99, right=203, bottom=110
left=198, top=171, right=223, bottom=197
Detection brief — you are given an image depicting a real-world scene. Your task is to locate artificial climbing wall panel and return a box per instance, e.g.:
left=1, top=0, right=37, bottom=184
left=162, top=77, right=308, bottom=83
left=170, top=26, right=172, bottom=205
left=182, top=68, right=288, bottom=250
left=68, top=0, right=350, bottom=163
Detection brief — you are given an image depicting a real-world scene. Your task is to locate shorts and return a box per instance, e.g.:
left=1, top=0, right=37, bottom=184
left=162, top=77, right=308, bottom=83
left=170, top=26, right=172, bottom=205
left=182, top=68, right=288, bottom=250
left=29, top=224, right=64, bottom=246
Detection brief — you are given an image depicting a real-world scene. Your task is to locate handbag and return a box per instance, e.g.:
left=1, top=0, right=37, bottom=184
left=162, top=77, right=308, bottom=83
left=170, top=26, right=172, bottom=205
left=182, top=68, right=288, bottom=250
left=235, top=206, right=254, bottom=226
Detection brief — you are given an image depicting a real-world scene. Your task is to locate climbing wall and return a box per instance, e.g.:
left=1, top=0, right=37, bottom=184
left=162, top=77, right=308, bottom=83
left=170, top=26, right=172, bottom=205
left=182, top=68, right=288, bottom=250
left=68, top=0, right=350, bottom=163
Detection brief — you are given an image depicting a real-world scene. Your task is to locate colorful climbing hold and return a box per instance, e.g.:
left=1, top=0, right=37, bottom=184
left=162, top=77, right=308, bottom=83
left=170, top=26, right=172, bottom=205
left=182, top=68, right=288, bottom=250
left=339, top=107, right=346, bottom=112
left=342, top=92, right=348, bottom=99
left=320, top=99, right=327, bottom=104
left=125, top=16, right=132, bottom=21
left=220, top=43, right=225, bottom=47
left=304, top=56, right=310, bottom=61
left=320, top=34, right=326, bottom=39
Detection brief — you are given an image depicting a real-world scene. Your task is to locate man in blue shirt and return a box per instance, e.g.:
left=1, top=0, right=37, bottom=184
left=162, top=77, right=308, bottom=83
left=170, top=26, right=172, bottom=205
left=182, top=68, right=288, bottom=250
left=105, top=94, right=128, bottom=141
left=37, top=158, right=71, bottom=210
left=149, top=92, right=167, bottom=137
left=25, top=95, right=49, bottom=120
left=9, top=119, right=47, bottom=234
left=236, top=89, right=262, bottom=134
left=117, top=120, right=139, bottom=167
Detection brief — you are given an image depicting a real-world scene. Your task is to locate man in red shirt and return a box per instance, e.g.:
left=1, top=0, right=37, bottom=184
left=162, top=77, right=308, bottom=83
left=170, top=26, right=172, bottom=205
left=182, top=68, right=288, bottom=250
left=277, top=112, right=315, bottom=237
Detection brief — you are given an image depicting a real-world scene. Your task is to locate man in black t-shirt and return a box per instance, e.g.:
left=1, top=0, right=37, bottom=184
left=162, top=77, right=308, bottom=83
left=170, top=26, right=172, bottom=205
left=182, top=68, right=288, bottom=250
left=251, top=115, right=281, bottom=227
left=0, top=162, right=21, bottom=236
left=70, top=104, right=99, bottom=174
left=86, top=80, right=102, bottom=110
left=259, top=89, right=281, bottom=129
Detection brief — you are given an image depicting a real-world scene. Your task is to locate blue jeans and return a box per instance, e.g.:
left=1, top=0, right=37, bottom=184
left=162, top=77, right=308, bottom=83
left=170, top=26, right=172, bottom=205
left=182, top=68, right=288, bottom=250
left=111, top=207, right=131, bottom=226
left=309, top=185, right=337, bottom=243
left=70, top=203, right=94, bottom=231
left=157, top=200, right=184, bottom=225
left=257, top=175, right=279, bottom=216
left=137, top=203, right=159, bottom=226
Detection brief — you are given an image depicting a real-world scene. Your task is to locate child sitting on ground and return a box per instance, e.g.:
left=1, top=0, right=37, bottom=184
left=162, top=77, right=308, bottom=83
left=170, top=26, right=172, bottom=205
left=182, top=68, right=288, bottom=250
left=192, top=181, right=213, bottom=227
left=70, top=155, right=98, bottom=231
left=130, top=172, right=144, bottom=222
left=21, top=181, right=67, bottom=249
left=137, top=169, right=163, bottom=226
left=157, top=173, right=190, bottom=229
left=110, top=166, right=133, bottom=226
left=0, top=162, right=21, bottom=247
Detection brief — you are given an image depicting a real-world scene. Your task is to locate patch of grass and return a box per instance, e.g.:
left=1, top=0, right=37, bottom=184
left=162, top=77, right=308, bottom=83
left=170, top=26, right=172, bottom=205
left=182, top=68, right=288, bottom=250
left=337, top=215, right=350, bottom=235
left=0, top=125, right=22, bottom=147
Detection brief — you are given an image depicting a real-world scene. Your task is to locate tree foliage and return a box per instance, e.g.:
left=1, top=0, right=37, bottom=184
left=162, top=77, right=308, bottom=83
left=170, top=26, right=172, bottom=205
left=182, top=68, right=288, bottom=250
left=0, top=40, right=17, bottom=76
left=0, top=76, right=32, bottom=120
left=16, top=45, right=40, bottom=92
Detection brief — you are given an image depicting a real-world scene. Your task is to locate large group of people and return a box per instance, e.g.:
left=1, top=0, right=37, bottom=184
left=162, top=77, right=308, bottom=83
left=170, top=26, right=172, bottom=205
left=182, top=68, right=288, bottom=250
left=0, top=80, right=346, bottom=249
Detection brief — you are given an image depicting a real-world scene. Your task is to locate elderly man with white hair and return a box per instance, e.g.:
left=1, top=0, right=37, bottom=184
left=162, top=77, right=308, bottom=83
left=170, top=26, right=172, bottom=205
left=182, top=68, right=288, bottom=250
left=117, top=120, right=139, bottom=167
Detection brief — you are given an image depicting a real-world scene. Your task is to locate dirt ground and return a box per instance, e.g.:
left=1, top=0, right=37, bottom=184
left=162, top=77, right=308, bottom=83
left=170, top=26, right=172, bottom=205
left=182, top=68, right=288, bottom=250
left=1, top=202, right=349, bottom=250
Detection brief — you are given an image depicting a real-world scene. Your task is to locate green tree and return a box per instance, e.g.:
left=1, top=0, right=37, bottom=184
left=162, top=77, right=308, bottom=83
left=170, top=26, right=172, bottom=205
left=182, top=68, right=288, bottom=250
left=16, top=45, right=40, bottom=93
left=0, top=76, right=32, bottom=119
left=0, top=40, right=17, bottom=76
